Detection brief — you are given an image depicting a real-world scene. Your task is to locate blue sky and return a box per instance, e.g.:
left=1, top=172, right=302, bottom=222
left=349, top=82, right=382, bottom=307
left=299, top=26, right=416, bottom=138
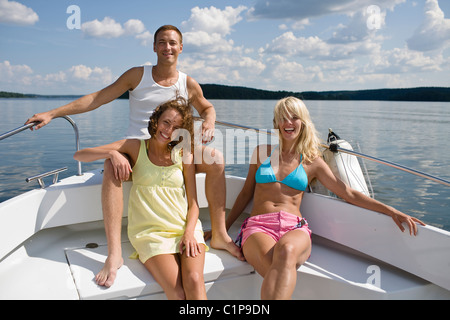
left=1, top=0, right=449, bottom=95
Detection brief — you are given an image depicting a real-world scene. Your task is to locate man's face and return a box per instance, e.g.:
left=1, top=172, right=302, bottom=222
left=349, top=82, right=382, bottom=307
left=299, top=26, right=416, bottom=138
left=153, top=30, right=183, bottom=63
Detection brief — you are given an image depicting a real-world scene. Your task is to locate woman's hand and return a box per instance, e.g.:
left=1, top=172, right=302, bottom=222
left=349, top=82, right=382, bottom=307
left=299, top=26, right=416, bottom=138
left=179, top=231, right=202, bottom=257
left=390, top=210, right=426, bottom=236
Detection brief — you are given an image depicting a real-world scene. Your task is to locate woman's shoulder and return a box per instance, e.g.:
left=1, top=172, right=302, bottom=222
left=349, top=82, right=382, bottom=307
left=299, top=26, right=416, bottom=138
left=302, top=155, right=330, bottom=179
left=125, top=138, right=143, bottom=148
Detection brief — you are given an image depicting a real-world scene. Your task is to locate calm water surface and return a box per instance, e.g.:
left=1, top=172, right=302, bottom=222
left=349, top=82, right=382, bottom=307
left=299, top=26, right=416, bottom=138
left=1, top=98, right=449, bottom=230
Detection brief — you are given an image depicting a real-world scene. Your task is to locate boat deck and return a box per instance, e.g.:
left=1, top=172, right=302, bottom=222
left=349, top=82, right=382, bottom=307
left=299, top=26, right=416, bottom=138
left=1, top=208, right=448, bottom=300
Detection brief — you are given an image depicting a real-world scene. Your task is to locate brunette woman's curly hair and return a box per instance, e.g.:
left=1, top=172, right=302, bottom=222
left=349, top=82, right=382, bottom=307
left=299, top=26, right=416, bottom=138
left=147, top=97, right=194, bottom=152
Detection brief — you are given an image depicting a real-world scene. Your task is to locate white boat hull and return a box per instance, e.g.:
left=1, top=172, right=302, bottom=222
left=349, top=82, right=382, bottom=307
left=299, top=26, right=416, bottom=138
left=0, top=170, right=449, bottom=299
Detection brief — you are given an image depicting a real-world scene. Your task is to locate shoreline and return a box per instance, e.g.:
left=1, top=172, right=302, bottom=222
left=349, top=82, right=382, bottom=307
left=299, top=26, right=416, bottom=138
left=2, top=85, right=450, bottom=102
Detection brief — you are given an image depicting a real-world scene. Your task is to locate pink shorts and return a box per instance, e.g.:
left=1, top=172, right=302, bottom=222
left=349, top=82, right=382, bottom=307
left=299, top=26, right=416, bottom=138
left=235, top=211, right=312, bottom=248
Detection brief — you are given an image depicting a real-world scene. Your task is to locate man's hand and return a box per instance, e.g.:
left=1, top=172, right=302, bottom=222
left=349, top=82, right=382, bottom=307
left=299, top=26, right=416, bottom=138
left=109, top=151, right=133, bottom=181
left=25, top=111, right=53, bottom=130
left=201, top=120, right=215, bottom=144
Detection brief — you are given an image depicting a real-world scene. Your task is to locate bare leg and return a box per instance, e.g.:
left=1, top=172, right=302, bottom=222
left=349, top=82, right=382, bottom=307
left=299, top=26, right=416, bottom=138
left=242, top=233, right=276, bottom=277
left=243, top=230, right=311, bottom=299
left=144, top=254, right=185, bottom=300
left=95, top=159, right=124, bottom=287
left=196, top=146, right=244, bottom=261
left=180, top=246, right=207, bottom=300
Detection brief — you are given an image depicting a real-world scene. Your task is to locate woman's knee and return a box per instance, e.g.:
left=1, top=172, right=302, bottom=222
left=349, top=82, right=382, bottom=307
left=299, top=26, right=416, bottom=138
left=275, top=242, right=297, bottom=262
left=275, top=238, right=311, bottom=268
left=183, top=270, right=204, bottom=289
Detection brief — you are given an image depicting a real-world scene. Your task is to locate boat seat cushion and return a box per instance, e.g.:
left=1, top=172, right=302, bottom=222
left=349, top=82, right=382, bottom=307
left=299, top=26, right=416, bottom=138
left=66, top=241, right=253, bottom=300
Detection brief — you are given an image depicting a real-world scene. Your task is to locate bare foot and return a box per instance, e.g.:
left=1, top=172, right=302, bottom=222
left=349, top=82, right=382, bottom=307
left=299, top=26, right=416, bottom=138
left=210, top=233, right=245, bottom=261
left=95, top=254, right=124, bottom=287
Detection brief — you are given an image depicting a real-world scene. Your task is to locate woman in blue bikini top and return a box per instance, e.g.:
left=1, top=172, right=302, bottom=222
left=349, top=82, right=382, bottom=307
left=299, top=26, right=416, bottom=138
left=226, top=97, right=425, bottom=300
left=255, top=145, right=308, bottom=191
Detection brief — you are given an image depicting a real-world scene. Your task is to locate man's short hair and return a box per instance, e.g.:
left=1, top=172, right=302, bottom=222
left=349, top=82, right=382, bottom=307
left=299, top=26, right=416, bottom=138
left=154, top=25, right=183, bottom=44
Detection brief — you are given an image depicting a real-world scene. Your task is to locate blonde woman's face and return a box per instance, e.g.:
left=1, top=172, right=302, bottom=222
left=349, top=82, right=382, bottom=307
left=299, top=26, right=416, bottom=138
left=278, top=115, right=302, bottom=141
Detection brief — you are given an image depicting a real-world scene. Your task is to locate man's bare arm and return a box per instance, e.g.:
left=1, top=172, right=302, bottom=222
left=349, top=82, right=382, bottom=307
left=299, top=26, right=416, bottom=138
left=26, top=67, right=143, bottom=130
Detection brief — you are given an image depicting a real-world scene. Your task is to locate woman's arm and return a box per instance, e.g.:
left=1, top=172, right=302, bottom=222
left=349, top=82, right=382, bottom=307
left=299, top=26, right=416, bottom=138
left=225, top=147, right=260, bottom=230
left=180, top=152, right=202, bottom=257
left=311, top=156, right=425, bottom=235
left=74, top=139, right=139, bottom=181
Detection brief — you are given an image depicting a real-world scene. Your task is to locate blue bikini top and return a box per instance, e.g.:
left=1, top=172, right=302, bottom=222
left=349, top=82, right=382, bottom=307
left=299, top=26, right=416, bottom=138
left=255, top=146, right=308, bottom=191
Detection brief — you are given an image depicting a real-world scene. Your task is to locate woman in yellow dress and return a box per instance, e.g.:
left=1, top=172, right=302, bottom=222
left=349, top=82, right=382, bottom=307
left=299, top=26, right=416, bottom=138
left=74, top=98, right=207, bottom=300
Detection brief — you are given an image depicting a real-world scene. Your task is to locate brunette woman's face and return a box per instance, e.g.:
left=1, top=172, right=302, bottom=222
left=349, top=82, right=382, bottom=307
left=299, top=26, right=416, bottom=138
left=155, top=108, right=183, bottom=145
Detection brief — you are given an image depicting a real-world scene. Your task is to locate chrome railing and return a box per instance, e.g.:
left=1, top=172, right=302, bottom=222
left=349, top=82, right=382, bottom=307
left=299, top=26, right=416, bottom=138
left=205, top=117, right=450, bottom=188
left=0, top=116, right=82, bottom=187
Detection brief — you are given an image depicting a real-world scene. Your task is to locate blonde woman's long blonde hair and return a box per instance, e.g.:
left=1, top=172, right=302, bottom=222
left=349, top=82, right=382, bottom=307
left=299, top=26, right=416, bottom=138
left=273, top=97, right=322, bottom=163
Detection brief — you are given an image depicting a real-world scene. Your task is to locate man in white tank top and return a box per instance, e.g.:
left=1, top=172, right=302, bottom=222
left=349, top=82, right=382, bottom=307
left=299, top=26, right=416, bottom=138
left=126, top=65, right=189, bottom=139
left=25, top=25, right=244, bottom=287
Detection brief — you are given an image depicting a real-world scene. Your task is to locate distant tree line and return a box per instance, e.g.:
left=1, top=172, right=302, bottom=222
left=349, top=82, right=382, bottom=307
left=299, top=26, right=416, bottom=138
left=2, top=86, right=450, bottom=102
left=0, top=91, right=29, bottom=98
left=198, top=85, right=450, bottom=102
left=299, top=87, right=450, bottom=102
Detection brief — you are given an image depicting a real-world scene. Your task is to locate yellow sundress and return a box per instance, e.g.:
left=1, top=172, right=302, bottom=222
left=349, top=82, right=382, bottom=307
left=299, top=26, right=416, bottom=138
left=127, top=140, right=207, bottom=264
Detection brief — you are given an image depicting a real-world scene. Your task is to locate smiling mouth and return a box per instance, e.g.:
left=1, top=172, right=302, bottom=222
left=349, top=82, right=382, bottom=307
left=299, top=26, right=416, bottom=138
left=284, top=128, right=295, bottom=133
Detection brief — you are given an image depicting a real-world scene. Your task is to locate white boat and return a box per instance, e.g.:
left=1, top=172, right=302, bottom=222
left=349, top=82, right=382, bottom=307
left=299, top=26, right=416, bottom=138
left=1, top=118, right=449, bottom=300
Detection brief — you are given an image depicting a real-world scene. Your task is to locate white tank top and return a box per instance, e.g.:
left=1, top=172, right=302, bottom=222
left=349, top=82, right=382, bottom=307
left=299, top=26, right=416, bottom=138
left=125, top=65, right=189, bottom=139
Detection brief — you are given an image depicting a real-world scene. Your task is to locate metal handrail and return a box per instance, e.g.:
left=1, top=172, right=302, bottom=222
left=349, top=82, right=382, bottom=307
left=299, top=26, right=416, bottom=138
left=26, top=167, right=68, bottom=189
left=325, top=144, right=450, bottom=187
left=0, top=116, right=82, bottom=176
left=203, top=117, right=450, bottom=188
left=0, top=122, right=35, bottom=140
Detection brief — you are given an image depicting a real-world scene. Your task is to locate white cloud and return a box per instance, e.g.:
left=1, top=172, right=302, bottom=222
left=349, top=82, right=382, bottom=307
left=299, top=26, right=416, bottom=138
left=407, top=0, right=450, bottom=52
left=329, top=10, right=386, bottom=44
left=175, top=2, right=448, bottom=92
left=263, top=32, right=330, bottom=58
left=184, top=30, right=234, bottom=53
left=68, top=65, right=113, bottom=85
left=260, top=3, right=387, bottom=62
left=0, top=60, right=32, bottom=79
left=179, top=52, right=265, bottom=86
left=0, top=0, right=38, bottom=26
left=181, top=6, right=247, bottom=53
left=81, top=17, right=149, bottom=44
left=0, top=60, right=115, bottom=94
left=182, top=6, right=247, bottom=36
left=135, top=31, right=153, bottom=47
left=291, top=18, right=311, bottom=30
left=81, top=17, right=125, bottom=39
left=369, top=47, right=444, bottom=73
left=249, top=0, right=405, bottom=20
left=124, top=19, right=146, bottom=35
left=262, top=30, right=381, bottom=61
left=261, top=55, right=309, bottom=88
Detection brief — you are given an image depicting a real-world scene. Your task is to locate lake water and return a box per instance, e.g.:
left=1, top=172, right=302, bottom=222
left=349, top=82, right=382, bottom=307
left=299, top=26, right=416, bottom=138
left=1, top=98, right=449, bottom=231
